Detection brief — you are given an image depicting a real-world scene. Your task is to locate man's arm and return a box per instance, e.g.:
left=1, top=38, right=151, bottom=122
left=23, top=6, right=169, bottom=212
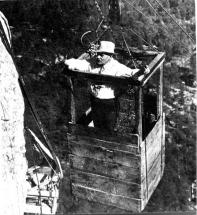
left=115, top=61, right=150, bottom=79
left=114, top=62, right=139, bottom=77
left=64, top=58, right=91, bottom=72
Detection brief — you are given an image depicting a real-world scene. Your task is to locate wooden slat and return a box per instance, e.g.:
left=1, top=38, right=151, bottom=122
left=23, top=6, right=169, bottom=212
left=161, top=115, right=165, bottom=175
left=68, top=123, right=139, bottom=146
left=142, top=52, right=165, bottom=86
left=69, top=154, right=140, bottom=183
left=71, top=170, right=140, bottom=198
left=27, top=189, right=58, bottom=198
left=65, top=67, right=141, bottom=86
left=68, top=134, right=139, bottom=154
left=69, top=139, right=140, bottom=168
left=72, top=183, right=141, bottom=212
left=25, top=204, right=54, bottom=214
left=141, top=117, right=163, bottom=173
left=141, top=151, right=162, bottom=200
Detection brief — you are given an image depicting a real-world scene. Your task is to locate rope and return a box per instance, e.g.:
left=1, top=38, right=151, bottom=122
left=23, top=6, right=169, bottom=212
left=26, top=128, right=58, bottom=175
left=123, top=0, right=191, bottom=53
left=19, top=77, right=63, bottom=178
left=0, top=15, right=63, bottom=179
left=125, top=26, right=158, bottom=51
left=144, top=0, right=160, bottom=17
left=121, top=28, right=137, bottom=68
left=123, top=0, right=147, bottom=17
left=93, top=0, right=139, bottom=67
left=153, top=0, right=195, bottom=44
left=144, top=0, right=192, bottom=53
left=94, top=0, right=105, bottom=20
left=94, top=0, right=117, bottom=40
left=122, top=0, right=158, bottom=51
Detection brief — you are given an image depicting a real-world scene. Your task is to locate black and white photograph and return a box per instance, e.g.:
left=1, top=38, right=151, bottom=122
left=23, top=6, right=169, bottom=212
left=0, top=0, right=196, bottom=214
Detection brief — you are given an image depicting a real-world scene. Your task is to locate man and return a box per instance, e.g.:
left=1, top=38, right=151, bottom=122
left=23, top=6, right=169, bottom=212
left=65, top=40, right=139, bottom=132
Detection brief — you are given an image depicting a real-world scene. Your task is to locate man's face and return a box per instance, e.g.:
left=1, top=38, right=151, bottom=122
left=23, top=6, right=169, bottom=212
left=96, top=53, right=111, bottom=65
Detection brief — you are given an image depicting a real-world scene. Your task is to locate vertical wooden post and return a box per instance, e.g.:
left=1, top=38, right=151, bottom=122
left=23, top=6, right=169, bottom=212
left=138, top=87, right=143, bottom=142
left=68, top=77, right=76, bottom=124
left=139, top=86, right=148, bottom=203
left=160, top=64, right=164, bottom=175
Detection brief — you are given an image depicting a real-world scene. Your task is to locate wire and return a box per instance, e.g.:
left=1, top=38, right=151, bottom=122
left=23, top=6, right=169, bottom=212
left=144, top=0, right=192, bottom=53
left=121, top=28, right=137, bottom=68
left=125, top=26, right=159, bottom=52
left=144, top=0, right=160, bottom=17
left=123, top=0, right=191, bottom=53
left=122, top=0, right=159, bottom=51
left=19, top=77, right=63, bottom=177
left=26, top=128, right=57, bottom=175
left=153, top=0, right=195, bottom=44
left=123, top=0, right=145, bottom=17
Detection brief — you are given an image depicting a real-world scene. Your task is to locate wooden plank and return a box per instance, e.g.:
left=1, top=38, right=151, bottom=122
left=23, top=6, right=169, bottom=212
left=141, top=144, right=164, bottom=182
left=68, top=123, right=139, bottom=146
left=65, top=67, right=141, bottom=86
left=25, top=204, right=54, bottom=214
left=141, top=117, right=163, bottom=173
left=145, top=117, right=162, bottom=149
left=27, top=189, right=58, bottom=198
left=69, top=154, right=140, bottom=183
left=142, top=52, right=165, bottom=86
left=141, top=152, right=162, bottom=200
left=67, top=134, right=139, bottom=154
left=69, top=140, right=140, bottom=168
left=161, top=115, right=165, bottom=175
left=72, top=183, right=141, bottom=212
left=71, top=170, right=141, bottom=198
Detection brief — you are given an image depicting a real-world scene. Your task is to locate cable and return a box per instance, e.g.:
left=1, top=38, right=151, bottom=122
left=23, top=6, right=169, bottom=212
left=125, top=26, right=159, bottom=52
left=19, top=76, right=63, bottom=178
left=121, top=28, right=137, bottom=68
left=122, top=0, right=159, bottom=51
left=123, top=0, right=147, bottom=17
left=144, top=0, right=160, bottom=17
left=144, top=0, right=192, bottom=53
left=123, top=0, right=191, bottom=53
left=26, top=128, right=57, bottom=175
left=153, top=0, right=195, bottom=44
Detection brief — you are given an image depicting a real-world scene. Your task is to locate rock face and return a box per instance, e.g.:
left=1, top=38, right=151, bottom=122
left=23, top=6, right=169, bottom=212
left=0, top=12, right=27, bottom=215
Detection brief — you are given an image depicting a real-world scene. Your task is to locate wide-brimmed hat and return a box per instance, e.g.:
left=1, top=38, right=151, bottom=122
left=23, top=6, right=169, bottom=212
left=96, top=41, right=115, bottom=55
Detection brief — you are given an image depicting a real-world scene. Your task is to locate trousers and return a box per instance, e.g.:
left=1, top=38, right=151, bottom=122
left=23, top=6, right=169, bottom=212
left=90, top=95, right=119, bottom=133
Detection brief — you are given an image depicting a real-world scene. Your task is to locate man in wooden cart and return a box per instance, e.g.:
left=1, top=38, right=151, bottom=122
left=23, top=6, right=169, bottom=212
left=65, top=40, right=149, bottom=133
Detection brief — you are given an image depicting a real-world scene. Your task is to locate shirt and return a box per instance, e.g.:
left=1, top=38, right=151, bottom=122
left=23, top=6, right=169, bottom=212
left=65, top=57, right=139, bottom=99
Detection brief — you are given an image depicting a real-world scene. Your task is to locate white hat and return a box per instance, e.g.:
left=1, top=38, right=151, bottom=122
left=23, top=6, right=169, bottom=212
left=96, top=41, right=115, bottom=55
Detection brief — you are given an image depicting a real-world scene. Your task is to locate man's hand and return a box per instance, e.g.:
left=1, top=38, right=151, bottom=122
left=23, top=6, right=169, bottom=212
left=144, top=65, right=150, bottom=74
left=65, top=58, right=90, bottom=72
left=119, top=68, right=139, bottom=77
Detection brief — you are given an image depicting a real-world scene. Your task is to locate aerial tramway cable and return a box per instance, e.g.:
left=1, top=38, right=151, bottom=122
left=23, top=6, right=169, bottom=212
left=91, top=0, right=139, bottom=67
left=122, top=0, right=192, bottom=53
left=153, top=0, right=195, bottom=44
left=121, top=28, right=137, bottom=68
left=143, top=0, right=194, bottom=53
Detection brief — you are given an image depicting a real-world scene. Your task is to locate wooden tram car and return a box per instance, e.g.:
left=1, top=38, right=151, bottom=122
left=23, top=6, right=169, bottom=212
left=65, top=48, right=165, bottom=212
